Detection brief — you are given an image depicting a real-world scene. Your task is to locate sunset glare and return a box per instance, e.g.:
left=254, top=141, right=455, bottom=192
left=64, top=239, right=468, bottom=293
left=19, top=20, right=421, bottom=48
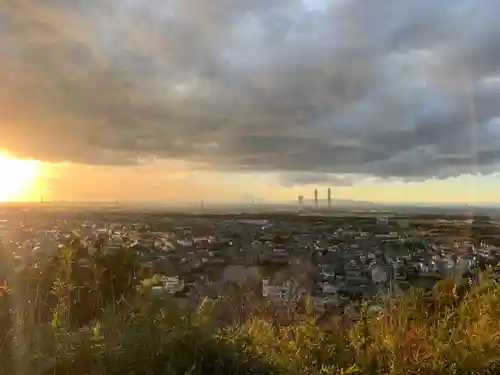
left=0, top=154, right=41, bottom=202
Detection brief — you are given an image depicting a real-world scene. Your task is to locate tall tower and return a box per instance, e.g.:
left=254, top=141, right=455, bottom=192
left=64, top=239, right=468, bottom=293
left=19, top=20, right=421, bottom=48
left=314, top=189, right=318, bottom=208
left=298, top=195, right=304, bottom=206
left=327, top=188, right=331, bottom=209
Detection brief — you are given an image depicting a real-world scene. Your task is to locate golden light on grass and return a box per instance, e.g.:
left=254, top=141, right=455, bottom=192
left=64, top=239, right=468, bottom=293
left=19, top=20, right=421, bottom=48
left=0, top=153, right=43, bottom=202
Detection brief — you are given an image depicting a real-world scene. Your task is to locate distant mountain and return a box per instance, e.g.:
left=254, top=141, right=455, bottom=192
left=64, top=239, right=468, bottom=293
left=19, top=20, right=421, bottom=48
left=288, top=198, right=375, bottom=207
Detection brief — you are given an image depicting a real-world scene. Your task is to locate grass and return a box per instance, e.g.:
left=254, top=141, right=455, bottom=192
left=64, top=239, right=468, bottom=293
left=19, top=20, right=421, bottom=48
left=1, top=242, right=500, bottom=374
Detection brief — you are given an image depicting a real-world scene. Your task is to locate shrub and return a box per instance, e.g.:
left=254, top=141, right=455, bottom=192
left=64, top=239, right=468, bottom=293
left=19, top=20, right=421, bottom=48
left=1, top=240, right=500, bottom=374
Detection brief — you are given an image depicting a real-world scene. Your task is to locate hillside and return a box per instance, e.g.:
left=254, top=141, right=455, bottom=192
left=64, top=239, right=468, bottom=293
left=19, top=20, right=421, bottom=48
left=1, top=242, right=500, bottom=375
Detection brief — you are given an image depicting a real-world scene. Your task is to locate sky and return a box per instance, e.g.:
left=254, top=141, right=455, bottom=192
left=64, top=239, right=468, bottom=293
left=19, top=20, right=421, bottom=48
left=1, top=0, right=500, bottom=204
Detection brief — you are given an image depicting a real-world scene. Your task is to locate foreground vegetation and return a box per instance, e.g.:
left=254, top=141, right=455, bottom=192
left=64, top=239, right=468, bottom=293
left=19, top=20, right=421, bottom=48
left=1, top=241, right=500, bottom=374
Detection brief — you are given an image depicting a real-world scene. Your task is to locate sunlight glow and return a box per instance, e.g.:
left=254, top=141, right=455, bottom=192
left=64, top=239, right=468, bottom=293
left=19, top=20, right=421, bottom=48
left=0, top=154, right=42, bottom=202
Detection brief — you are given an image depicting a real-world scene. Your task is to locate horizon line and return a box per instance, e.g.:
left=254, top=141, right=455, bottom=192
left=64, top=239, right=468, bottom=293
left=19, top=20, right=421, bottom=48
left=0, top=200, right=499, bottom=208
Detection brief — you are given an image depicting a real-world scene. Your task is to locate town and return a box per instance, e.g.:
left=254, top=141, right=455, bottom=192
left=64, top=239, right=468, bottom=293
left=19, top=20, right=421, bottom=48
left=1, top=206, right=500, bottom=318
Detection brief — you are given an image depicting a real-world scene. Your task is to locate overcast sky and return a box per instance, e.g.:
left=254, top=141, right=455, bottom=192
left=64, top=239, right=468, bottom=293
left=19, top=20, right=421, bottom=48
left=1, top=0, right=500, bottom=203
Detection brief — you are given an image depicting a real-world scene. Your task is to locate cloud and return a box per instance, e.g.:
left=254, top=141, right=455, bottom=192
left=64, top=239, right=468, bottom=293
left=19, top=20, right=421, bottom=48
left=280, top=172, right=356, bottom=187
left=2, top=0, right=500, bottom=183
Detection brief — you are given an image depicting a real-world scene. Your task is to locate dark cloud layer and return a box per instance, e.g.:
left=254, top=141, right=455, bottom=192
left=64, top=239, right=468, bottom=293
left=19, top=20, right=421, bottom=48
left=280, top=172, right=356, bottom=188
left=2, top=0, right=500, bottom=183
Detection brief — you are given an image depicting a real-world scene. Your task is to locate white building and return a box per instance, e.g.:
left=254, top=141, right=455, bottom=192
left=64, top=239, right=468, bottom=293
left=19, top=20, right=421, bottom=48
left=262, top=278, right=306, bottom=302
left=377, top=217, right=389, bottom=225
left=236, top=219, right=269, bottom=226
left=371, top=264, right=388, bottom=284
left=152, top=275, right=184, bottom=295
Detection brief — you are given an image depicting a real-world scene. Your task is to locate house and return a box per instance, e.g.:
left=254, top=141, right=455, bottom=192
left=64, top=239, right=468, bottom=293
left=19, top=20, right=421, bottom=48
left=262, top=278, right=306, bottom=302
left=377, top=217, right=389, bottom=225
left=370, top=263, right=389, bottom=284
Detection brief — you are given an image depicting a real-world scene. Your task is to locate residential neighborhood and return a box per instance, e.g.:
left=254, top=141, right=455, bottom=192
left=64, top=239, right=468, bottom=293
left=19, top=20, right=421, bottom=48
left=1, top=207, right=499, bottom=318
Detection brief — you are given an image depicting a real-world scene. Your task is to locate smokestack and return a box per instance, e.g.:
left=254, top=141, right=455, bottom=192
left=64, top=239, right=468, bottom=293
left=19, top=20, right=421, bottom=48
left=314, top=189, right=318, bottom=208
left=327, top=188, right=331, bottom=209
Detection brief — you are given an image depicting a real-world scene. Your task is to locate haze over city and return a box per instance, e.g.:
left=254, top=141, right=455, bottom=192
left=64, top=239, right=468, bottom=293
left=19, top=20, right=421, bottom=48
left=1, top=0, right=500, bottom=204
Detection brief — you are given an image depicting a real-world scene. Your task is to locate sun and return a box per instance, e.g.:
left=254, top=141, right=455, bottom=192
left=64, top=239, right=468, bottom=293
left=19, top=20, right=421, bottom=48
left=0, top=154, right=42, bottom=202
